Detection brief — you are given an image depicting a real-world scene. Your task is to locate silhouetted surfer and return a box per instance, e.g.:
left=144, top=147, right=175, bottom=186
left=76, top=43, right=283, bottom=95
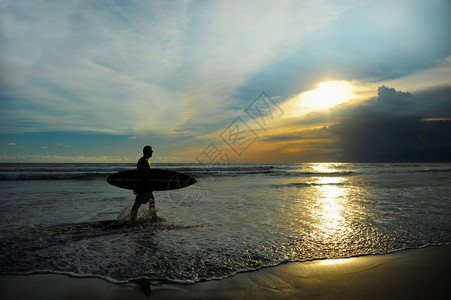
left=130, top=145, right=157, bottom=222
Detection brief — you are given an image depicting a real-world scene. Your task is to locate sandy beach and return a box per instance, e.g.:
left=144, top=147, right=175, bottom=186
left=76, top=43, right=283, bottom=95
left=1, top=245, right=449, bottom=300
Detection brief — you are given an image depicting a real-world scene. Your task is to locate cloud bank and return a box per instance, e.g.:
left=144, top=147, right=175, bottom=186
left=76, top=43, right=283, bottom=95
left=255, top=84, right=451, bottom=162
left=331, top=86, right=451, bottom=162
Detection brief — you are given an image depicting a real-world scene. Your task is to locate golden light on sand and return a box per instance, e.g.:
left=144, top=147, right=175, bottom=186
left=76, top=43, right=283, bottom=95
left=319, top=258, right=353, bottom=265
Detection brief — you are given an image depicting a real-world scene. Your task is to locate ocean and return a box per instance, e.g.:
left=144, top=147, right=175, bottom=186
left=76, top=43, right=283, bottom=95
left=0, top=163, right=450, bottom=284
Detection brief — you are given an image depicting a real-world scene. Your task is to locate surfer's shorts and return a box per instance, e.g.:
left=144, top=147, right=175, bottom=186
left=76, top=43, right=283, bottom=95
left=135, top=192, right=154, bottom=205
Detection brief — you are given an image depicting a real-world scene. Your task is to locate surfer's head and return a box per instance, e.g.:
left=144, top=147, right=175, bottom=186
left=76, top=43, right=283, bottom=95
left=143, top=145, right=153, bottom=158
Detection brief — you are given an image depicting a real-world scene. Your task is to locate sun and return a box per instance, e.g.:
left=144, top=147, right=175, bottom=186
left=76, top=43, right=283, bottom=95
left=303, top=80, right=355, bottom=110
left=280, top=80, right=357, bottom=118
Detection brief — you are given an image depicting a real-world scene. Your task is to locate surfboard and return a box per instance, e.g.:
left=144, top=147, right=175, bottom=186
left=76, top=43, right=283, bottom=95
left=107, top=169, right=197, bottom=191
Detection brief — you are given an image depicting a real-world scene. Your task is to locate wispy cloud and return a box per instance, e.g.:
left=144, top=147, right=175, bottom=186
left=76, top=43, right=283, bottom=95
left=0, top=0, right=357, bottom=136
left=180, top=1, right=355, bottom=124
left=1, top=1, right=191, bottom=134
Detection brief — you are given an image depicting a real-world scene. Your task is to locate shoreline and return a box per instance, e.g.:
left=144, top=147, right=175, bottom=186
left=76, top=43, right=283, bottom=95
left=1, top=245, right=450, bottom=299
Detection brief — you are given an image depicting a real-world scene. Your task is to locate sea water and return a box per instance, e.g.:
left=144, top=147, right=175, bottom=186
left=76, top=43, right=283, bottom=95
left=0, top=163, right=450, bottom=283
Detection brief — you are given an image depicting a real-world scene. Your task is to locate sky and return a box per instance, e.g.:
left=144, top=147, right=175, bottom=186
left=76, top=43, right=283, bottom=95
left=1, top=0, right=450, bottom=163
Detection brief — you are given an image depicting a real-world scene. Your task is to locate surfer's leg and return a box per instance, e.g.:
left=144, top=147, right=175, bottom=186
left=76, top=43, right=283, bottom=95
left=148, top=192, right=156, bottom=219
left=132, top=192, right=150, bottom=222
left=130, top=203, right=140, bottom=222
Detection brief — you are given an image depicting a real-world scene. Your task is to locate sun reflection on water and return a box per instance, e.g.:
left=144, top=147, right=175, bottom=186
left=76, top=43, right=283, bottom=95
left=311, top=163, right=342, bottom=174
left=310, top=163, right=351, bottom=241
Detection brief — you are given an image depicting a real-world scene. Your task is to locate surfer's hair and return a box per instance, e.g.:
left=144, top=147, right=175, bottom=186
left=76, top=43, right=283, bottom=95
left=143, top=145, right=153, bottom=155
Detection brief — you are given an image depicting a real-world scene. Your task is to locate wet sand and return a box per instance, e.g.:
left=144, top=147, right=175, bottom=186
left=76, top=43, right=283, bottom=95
left=1, top=245, right=450, bottom=299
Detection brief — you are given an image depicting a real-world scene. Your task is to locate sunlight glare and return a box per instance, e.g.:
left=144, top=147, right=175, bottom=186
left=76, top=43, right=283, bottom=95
left=316, top=185, right=346, bottom=234
left=311, top=163, right=343, bottom=174
left=319, top=258, right=353, bottom=265
left=281, top=81, right=357, bottom=118
left=304, top=81, right=355, bottom=110
left=309, top=164, right=349, bottom=239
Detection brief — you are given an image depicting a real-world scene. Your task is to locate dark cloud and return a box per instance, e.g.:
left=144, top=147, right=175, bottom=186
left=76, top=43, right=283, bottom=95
left=331, top=85, right=451, bottom=162
left=375, top=86, right=411, bottom=106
